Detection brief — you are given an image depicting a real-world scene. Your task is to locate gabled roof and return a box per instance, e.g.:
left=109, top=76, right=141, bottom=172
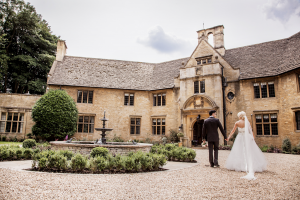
left=48, top=56, right=189, bottom=90
left=223, top=31, right=300, bottom=79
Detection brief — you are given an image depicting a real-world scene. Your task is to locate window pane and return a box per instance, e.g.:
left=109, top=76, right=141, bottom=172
left=124, top=93, right=129, bottom=106
left=268, top=82, right=275, bottom=97
left=131, top=118, right=135, bottom=125
left=152, top=126, right=156, bottom=135
left=6, top=122, right=11, bottom=132
left=264, top=124, right=270, bottom=135
left=256, top=115, right=262, bottom=123
left=162, top=126, right=165, bottom=135
left=256, top=124, right=262, bottom=135
left=18, top=122, right=23, bottom=133
left=208, top=58, right=212, bottom=63
left=130, top=126, right=135, bottom=134
left=88, top=91, right=93, bottom=104
left=197, top=60, right=201, bottom=65
left=12, top=122, right=17, bottom=132
left=136, top=118, right=140, bottom=125
left=153, top=94, right=157, bottom=106
left=0, top=122, right=5, bottom=132
left=162, top=119, right=165, bottom=125
left=152, top=119, right=156, bottom=125
left=90, top=116, right=94, bottom=123
left=83, top=91, right=88, bottom=103
left=84, top=124, right=88, bottom=133
left=79, top=116, right=83, bottom=123
left=89, top=124, right=94, bottom=133
left=194, top=81, right=199, bottom=94
left=77, top=91, right=82, bottom=103
left=157, top=126, right=161, bottom=135
left=296, top=111, right=300, bottom=130
left=13, top=113, right=18, bottom=121
left=1, top=112, right=6, bottom=120
left=271, top=114, right=277, bottom=122
left=157, top=119, right=161, bottom=125
left=84, top=116, right=89, bottom=123
left=162, top=94, right=166, bottom=106
left=202, top=59, right=206, bottom=64
left=130, top=94, right=134, bottom=106
left=19, top=113, right=24, bottom=121
left=263, top=114, right=269, bottom=122
left=136, top=126, right=140, bottom=134
left=200, top=81, right=205, bottom=93
left=261, top=83, right=267, bottom=98
left=254, top=83, right=260, bottom=98
left=271, top=124, right=278, bottom=135
left=158, top=94, right=161, bottom=106
left=78, top=124, right=83, bottom=132
left=7, top=113, right=12, bottom=121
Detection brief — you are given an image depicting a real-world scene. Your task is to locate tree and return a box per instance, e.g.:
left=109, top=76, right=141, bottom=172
left=0, top=0, right=59, bottom=94
left=32, top=90, right=78, bottom=141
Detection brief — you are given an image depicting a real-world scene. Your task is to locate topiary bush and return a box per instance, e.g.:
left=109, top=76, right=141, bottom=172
left=71, top=154, right=87, bottom=170
left=58, top=150, right=74, bottom=160
left=282, top=138, right=292, bottom=153
left=90, top=156, right=108, bottom=172
left=31, top=89, right=78, bottom=141
left=23, top=139, right=37, bottom=148
left=90, top=147, right=109, bottom=158
left=48, top=153, right=67, bottom=170
left=23, top=148, right=33, bottom=159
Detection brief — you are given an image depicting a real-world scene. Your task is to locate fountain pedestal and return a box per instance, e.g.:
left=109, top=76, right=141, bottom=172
left=95, top=111, right=112, bottom=144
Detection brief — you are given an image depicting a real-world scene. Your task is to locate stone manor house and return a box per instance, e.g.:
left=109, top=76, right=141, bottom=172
left=1, top=25, right=300, bottom=147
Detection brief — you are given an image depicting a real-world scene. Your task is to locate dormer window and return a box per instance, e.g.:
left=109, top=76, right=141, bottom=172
left=196, top=56, right=212, bottom=65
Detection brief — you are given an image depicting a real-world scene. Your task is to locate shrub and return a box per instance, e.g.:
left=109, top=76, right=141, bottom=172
left=59, top=150, right=74, bottom=160
left=90, top=147, right=109, bottom=158
left=71, top=154, right=87, bottom=170
left=0, top=147, right=9, bottom=160
left=23, top=139, right=37, bottom=148
left=48, top=153, right=67, bottom=170
left=169, top=129, right=180, bottom=143
left=2, top=136, right=6, bottom=141
left=124, top=156, right=135, bottom=171
left=90, top=156, right=108, bottom=172
left=16, top=148, right=24, bottom=159
left=38, top=157, right=48, bottom=169
left=8, top=148, right=16, bottom=159
left=111, top=134, right=124, bottom=142
left=114, top=155, right=125, bottom=171
left=23, top=148, right=33, bottom=159
left=26, top=133, right=34, bottom=139
left=31, top=89, right=78, bottom=140
left=282, top=138, right=292, bottom=153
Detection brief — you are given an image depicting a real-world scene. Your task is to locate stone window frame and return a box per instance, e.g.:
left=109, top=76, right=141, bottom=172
left=253, top=110, right=279, bottom=137
left=195, top=56, right=212, bottom=65
left=253, top=81, right=276, bottom=99
left=130, top=117, right=141, bottom=135
left=153, top=92, right=166, bottom=106
left=77, top=90, right=94, bottom=104
left=194, top=80, right=205, bottom=94
left=151, top=117, right=166, bottom=136
left=291, top=107, right=300, bottom=132
left=297, top=74, right=300, bottom=93
left=124, top=92, right=135, bottom=106
left=77, top=114, right=95, bottom=133
left=0, top=112, right=25, bottom=133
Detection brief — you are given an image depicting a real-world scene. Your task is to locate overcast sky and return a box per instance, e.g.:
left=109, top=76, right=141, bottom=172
left=26, top=0, right=300, bottom=63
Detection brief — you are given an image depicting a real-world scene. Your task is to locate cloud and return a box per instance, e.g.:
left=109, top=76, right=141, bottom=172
left=263, top=0, right=300, bottom=23
left=137, top=26, right=193, bottom=54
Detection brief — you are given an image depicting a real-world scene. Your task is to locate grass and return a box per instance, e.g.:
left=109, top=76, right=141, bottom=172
left=0, top=141, right=22, bottom=146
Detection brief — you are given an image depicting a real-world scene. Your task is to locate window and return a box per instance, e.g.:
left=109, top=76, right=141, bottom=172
left=77, top=90, right=93, bottom=103
left=152, top=118, right=166, bottom=135
left=124, top=93, right=134, bottom=106
left=296, top=111, right=300, bottom=130
left=253, top=82, right=275, bottom=98
left=298, top=75, right=300, bottom=91
left=0, top=112, right=24, bottom=133
left=77, top=116, right=94, bottom=133
left=194, top=81, right=205, bottom=94
left=196, top=57, right=212, bottom=65
left=255, top=113, right=278, bottom=136
left=153, top=93, right=166, bottom=106
left=130, top=118, right=141, bottom=134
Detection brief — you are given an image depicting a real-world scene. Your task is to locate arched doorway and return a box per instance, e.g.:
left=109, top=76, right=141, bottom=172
left=193, top=119, right=204, bottom=146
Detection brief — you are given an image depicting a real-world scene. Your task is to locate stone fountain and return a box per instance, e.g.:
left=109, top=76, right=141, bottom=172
left=95, top=111, right=113, bottom=144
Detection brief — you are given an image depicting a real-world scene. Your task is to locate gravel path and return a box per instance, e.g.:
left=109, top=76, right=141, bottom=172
left=0, top=149, right=299, bottom=200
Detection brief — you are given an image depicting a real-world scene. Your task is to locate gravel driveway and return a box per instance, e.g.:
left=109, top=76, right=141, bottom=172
left=0, top=149, right=299, bottom=200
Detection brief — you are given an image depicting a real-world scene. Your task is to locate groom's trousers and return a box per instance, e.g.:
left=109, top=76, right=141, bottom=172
left=208, top=140, right=219, bottom=166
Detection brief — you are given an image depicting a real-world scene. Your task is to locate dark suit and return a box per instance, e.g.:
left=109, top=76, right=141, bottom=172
left=202, top=116, right=226, bottom=166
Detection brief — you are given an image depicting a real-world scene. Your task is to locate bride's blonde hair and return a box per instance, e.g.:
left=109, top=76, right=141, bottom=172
left=237, top=111, right=246, bottom=120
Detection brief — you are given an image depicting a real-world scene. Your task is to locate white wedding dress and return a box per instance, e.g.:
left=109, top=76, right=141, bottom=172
left=226, top=116, right=267, bottom=180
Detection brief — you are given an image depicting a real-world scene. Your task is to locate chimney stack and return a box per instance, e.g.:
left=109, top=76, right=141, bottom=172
left=56, top=40, right=67, bottom=61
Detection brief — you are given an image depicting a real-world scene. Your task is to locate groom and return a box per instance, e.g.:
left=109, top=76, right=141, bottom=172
left=202, top=110, right=226, bottom=167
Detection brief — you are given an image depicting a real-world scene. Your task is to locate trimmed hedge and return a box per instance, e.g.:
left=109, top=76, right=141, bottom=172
left=23, top=139, right=37, bottom=148
left=150, top=144, right=196, bottom=162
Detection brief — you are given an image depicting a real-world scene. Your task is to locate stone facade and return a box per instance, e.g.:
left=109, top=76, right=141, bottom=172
left=1, top=25, right=299, bottom=148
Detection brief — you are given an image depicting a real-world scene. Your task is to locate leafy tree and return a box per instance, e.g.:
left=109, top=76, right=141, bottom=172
left=32, top=90, right=78, bottom=141
left=0, top=0, right=59, bottom=94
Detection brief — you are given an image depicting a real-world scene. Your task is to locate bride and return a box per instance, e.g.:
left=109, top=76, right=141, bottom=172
left=225, top=111, right=267, bottom=180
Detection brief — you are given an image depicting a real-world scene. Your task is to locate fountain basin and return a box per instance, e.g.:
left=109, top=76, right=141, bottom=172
left=50, top=141, right=153, bottom=156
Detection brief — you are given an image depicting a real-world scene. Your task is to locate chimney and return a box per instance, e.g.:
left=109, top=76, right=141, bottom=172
left=56, top=40, right=67, bottom=61
left=197, top=25, right=225, bottom=56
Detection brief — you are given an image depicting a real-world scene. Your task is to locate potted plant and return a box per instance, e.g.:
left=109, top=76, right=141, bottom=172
left=177, top=132, right=184, bottom=147
left=201, top=141, right=208, bottom=147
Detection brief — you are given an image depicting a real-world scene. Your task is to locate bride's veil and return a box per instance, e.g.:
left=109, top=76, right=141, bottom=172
left=242, top=116, right=257, bottom=180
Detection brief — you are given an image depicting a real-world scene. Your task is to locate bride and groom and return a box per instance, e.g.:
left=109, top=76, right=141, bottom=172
left=202, top=110, right=267, bottom=180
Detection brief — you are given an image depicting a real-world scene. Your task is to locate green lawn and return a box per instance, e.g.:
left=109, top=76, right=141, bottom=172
left=0, top=141, right=22, bottom=146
